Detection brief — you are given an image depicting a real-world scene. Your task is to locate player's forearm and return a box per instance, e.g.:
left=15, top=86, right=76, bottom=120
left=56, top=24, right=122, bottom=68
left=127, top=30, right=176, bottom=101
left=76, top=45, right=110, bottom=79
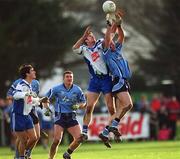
left=104, top=25, right=112, bottom=48
left=117, top=26, right=124, bottom=44
left=72, top=36, right=85, bottom=50
left=79, top=102, right=86, bottom=109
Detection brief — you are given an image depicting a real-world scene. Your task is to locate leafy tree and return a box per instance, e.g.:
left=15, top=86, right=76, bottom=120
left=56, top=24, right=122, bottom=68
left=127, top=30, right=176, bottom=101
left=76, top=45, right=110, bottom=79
left=0, top=0, right=82, bottom=96
left=118, top=0, right=180, bottom=96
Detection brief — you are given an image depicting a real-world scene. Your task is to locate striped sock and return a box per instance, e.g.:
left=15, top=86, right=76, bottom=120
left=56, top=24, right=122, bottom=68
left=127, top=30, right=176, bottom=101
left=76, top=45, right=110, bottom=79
left=102, top=128, right=110, bottom=137
left=15, top=148, right=19, bottom=158
left=82, top=125, right=88, bottom=134
left=25, top=149, right=32, bottom=158
left=111, top=119, right=119, bottom=128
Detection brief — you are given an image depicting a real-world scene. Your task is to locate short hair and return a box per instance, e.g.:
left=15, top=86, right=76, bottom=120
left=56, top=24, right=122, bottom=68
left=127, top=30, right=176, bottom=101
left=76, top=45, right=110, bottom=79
left=19, top=64, right=33, bottom=79
left=63, top=70, right=73, bottom=78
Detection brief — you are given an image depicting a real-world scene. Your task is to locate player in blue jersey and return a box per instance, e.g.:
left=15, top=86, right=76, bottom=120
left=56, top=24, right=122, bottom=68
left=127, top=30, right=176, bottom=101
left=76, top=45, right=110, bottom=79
left=72, top=27, right=115, bottom=142
left=99, top=11, right=133, bottom=147
left=46, top=70, right=86, bottom=159
left=7, top=77, right=41, bottom=159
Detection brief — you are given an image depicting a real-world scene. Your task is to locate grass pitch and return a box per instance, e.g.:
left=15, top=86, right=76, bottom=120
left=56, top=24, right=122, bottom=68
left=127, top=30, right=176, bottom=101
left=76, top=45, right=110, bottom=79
left=0, top=141, right=179, bottom=159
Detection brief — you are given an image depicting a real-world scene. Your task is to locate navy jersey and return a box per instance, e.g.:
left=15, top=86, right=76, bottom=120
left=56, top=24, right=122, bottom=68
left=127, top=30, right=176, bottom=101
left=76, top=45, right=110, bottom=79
left=46, top=84, right=86, bottom=113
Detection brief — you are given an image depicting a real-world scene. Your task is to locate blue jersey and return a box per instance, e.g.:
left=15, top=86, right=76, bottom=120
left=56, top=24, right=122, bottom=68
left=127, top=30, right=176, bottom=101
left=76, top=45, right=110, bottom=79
left=7, top=78, right=40, bottom=97
left=103, top=42, right=132, bottom=79
left=46, top=84, right=86, bottom=113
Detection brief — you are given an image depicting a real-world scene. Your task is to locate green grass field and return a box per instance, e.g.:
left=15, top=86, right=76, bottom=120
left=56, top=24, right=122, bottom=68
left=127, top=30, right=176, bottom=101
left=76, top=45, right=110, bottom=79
left=0, top=141, right=180, bottom=159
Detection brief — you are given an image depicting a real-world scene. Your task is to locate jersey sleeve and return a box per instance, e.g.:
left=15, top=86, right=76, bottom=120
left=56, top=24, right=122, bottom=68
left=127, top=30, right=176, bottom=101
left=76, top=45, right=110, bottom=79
left=6, top=79, right=20, bottom=97
left=115, top=42, right=123, bottom=55
left=45, top=88, right=55, bottom=100
left=13, top=83, right=29, bottom=100
left=7, top=85, right=15, bottom=97
left=77, top=88, right=86, bottom=104
left=72, top=45, right=86, bottom=55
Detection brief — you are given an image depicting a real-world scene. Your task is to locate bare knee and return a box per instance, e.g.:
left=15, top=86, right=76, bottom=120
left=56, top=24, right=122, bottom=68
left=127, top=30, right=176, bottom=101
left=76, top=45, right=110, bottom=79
left=124, top=104, right=133, bottom=111
left=36, top=133, right=40, bottom=141
left=86, top=105, right=94, bottom=114
left=53, top=138, right=61, bottom=146
left=30, top=135, right=38, bottom=144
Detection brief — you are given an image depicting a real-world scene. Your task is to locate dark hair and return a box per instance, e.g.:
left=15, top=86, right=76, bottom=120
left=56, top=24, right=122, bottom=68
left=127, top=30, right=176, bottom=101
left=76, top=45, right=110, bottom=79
left=63, top=70, right=73, bottom=78
left=19, top=64, right=33, bottom=79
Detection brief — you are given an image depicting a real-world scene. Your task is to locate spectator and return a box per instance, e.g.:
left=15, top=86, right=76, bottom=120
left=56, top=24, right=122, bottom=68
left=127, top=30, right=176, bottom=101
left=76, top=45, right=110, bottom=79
left=158, top=124, right=171, bottom=141
left=149, top=109, right=158, bottom=140
left=167, top=96, right=180, bottom=140
left=151, top=94, right=161, bottom=112
left=136, top=95, right=150, bottom=113
left=158, top=105, right=169, bottom=129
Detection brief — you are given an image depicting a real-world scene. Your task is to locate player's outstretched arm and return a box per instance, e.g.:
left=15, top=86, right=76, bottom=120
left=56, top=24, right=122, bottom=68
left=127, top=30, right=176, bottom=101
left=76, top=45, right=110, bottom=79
left=115, top=11, right=124, bottom=44
left=117, top=25, right=124, bottom=44
left=104, top=24, right=112, bottom=49
left=72, top=26, right=91, bottom=50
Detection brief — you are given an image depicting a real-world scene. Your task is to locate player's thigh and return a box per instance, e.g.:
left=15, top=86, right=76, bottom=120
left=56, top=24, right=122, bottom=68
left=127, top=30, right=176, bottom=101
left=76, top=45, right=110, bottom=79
left=34, top=123, right=40, bottom=139
left=53, top=124, right=64, bottom=141
left=104, top=93, right=115, bottom=114
left=15, top=131, right=27, bottom=143
left=26, top=127, right=37, bottom=141
left=67, top=124, right=81, bottom=139
left=86, top=91, right=100, bottom=107
left=116, top=91, right=133, bottom=106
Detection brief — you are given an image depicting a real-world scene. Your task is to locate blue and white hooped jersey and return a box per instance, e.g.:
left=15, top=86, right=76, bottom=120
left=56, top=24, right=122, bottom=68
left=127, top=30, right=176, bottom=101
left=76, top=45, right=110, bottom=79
left=46, top=84, right=86, bottom=113
left=12, top=79, right=35, bottom=115
left=73, top=39, right=108, bottom=77
left=7, top=78, right=40, bottom=115
left=103, top=42, right=131, bottom=79
left=7, top=78, right=40, bottom=97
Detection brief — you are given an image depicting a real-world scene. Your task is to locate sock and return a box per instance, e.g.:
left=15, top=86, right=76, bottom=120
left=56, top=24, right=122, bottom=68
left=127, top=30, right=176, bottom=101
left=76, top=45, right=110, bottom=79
left=25, top=149, right=32, bottom=158
left=82, top=125, right=88, bottom=134
left=19, top=156, right=25, bottom=159
left=67, top=148, right=73, bottom=154
left=15, top=148, right=19, bottom=158
left=115, top=118, right=120, bottom=122
left=110, top=119, right=119, bottom=128
left=102, top=127, right=110, bottom=137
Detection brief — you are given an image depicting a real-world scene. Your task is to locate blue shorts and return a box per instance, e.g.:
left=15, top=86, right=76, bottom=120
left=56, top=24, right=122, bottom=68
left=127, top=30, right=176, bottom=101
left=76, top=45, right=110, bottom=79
left=11, top=113, right=34, bottom=132
left=88, top=75, right=112, bottom=94
left=54, top=112, right=79, bottom=129
left=112, top=77, right=130, bottom=94
left=41, top=121, right=53, bottom=130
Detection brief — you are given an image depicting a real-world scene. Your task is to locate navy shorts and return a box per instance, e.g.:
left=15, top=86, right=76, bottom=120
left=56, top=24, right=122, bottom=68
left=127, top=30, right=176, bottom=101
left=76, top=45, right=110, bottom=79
left=41, top=121, right=53, bottom=130
left=11, top=113, right=34, bottom=132
left=54, top=112, right=79, bottom=129
left=112, top=77, right=130, bottom=95
left=88, top=75, right=112, bottom=94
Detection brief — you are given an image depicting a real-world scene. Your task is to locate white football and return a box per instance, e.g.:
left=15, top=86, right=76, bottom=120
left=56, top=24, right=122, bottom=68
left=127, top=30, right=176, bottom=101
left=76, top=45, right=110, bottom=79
left=102, top=1, right=116, bottom=13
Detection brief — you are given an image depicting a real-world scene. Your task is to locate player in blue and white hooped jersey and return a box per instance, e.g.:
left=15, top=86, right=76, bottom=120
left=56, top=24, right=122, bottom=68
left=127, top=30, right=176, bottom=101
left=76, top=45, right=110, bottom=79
left=11, top=64, right=40, bottom=159
left=46, top=70, right=86, bottom=159
left=99, top=11, right=133, bottom=147
left=72, top=27, right=115, bottom=143
left=7, top=77, right=40, bottom=159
